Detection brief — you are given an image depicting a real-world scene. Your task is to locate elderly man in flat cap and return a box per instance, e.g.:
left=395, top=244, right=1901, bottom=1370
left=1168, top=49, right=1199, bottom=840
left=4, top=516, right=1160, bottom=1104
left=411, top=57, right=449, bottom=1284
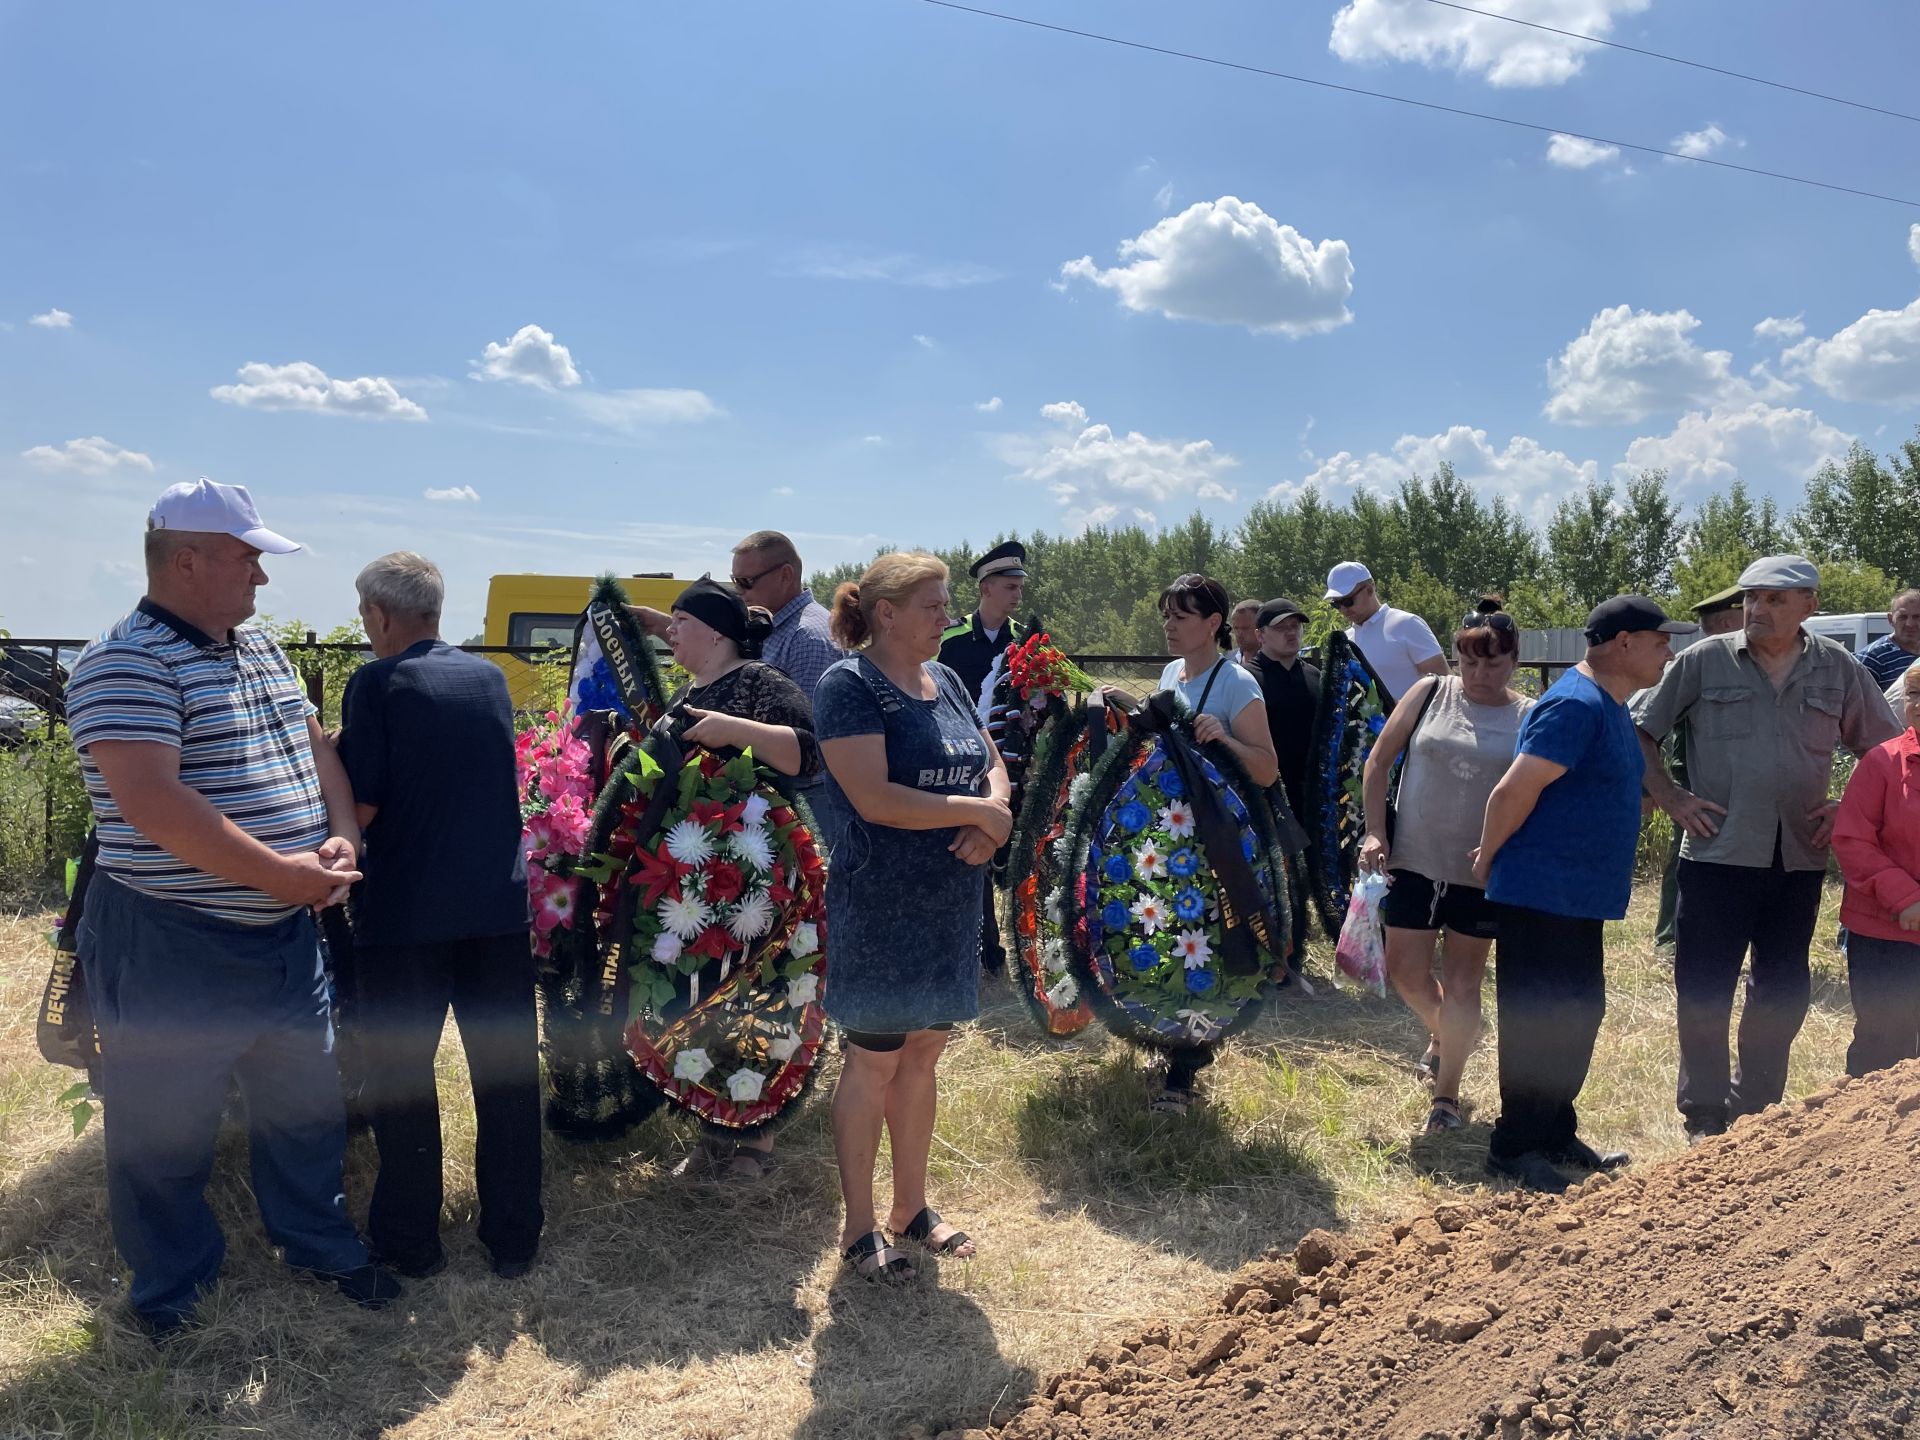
left=940, top=539, right=1030, bottom=974
left=1635, top=555, right=1900, bottom=1144
left=1652, top=585, right=1748, bottom=950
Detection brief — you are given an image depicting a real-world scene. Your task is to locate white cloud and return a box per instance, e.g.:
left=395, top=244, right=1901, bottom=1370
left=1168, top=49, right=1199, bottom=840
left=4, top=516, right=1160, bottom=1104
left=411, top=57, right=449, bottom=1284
left=21, top=436, right=155, bottom=475
left=861, top=434, right=887, bottom=446
left=1061, top=197, right=1354, bottom=337
left=568, top=388, right=720, bottom=430
left=29, top=307, right=73, bottom=329
left=1669, top=122, right=1734, bottom=159
left=1617, top=402, right=1853, bottom=497
left=913, top=333, right=936, bottom=349
left=1154, top=181, right=1175, bottom=212
left=1782, top=297, right=1920, bottom=405
left=785, top=249, right=1002, bottom=288
left=471, top=323, right=582, bottom=390
left=1544, top=305, right=1790, bottom=425
left=210, top=361, right=428, bottom=421
left=770, top=485, right=796, bottom=497
left=974, top=396, right=1004, bottom=413
left=1752, top=315, right=1805, bottom=345
left=1015, top=401, right=1238, bottom=530
left=1545, top=134, right=1620, bottom=170
left=1910, top=224, right=1920, bottom=268
left=1283, top=426, right=1596, bottom=512
left=423, top=484, right=480, bottom=503
left=1330, top=0, right=1652, bottom=87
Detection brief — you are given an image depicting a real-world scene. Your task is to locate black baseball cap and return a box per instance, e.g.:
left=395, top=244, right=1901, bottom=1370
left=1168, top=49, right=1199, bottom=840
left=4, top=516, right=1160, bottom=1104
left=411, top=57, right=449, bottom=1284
left=1583, top=595, right=1698, bottom=646
left=1257, top=598, right=1305, bottom=627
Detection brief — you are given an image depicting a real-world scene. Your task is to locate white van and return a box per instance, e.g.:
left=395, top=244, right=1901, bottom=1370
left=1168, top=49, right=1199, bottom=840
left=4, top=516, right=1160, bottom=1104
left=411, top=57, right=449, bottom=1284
left=1803, top=612, right=1893, bottom=652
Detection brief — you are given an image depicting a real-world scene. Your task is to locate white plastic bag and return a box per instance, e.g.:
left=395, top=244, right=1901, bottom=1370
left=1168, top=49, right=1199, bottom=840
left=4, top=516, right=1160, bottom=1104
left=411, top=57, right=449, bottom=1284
left=1334, top=871, right=1390, bottom=997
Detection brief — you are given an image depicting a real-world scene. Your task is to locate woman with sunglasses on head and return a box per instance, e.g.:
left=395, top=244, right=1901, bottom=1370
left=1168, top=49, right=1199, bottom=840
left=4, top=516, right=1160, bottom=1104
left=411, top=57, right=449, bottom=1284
left=1358, top=608, right=1533, bottom=1134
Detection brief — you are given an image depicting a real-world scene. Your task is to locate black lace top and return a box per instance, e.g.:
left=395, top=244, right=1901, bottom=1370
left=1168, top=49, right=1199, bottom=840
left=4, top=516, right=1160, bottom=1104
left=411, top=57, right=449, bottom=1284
left=673, top=660, right=821, bottom=779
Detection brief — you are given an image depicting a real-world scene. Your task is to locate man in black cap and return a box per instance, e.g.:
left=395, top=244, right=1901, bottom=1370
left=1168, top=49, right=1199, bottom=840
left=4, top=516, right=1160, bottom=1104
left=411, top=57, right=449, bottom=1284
left=1472, top=596, right=1695, bottom=1192
left=940, top=539, right=1030, bottom=975
left=1246, top=598, right=1321, bottom=965
left=1653, top=584, right=1746, bottom=949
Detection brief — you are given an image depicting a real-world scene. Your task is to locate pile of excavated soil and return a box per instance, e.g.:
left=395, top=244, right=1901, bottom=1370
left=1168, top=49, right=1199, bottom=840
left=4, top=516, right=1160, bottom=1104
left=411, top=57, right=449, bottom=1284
left=965, top=1060, right=1920, bottom=1440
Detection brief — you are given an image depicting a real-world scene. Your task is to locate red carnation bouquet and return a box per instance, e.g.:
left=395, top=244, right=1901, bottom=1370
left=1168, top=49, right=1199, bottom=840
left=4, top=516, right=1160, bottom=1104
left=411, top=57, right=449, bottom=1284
left=1005, top=632, right=1093, bottom=705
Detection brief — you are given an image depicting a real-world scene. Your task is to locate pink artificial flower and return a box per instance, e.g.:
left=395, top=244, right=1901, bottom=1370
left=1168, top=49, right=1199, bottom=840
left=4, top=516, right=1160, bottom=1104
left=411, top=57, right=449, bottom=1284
left=533, top=877, right=576, bottom=936
left=544, top=793, right=590, bottom=854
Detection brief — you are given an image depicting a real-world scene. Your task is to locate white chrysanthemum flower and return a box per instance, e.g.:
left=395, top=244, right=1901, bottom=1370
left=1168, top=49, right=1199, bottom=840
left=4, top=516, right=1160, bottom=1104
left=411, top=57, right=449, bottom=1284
left=663, top=818, right=716, bottom=866
left=1045, top=973, right=1079, bottom=1010
left=727, top=889, right=776, bottom=941
left=740, top=793, right=771, bottom=828
left=672, top=1047, right=712, bottom=1083
left=768, top=1027, right=801, bottom=1063
left=1045, top=888, right=1067, bottom=925
left=789, top=921, right=820, bottom=958
left=726, top=1068, right=766, bottom=1103
left=1131, top=892, right=1167, bottom=936
left=786, top=972, right=820, bottom=1008
left=658, top=893, right=713, bottom=940
left=650, top=931, right=684, bottom=965
left=1161, top=800, right=1195, bottom=840
left=1067, top=773, right=1094, bottom=807
left=729, top=823, right=775, bottom=874
left=1175, top=929, right=1213, bottom=968
left=1132, top=838, right=1165, bottom=881
left=1051, top=833, right=1074, bottom=865
left=1042, top=938, right=1068, bottom=975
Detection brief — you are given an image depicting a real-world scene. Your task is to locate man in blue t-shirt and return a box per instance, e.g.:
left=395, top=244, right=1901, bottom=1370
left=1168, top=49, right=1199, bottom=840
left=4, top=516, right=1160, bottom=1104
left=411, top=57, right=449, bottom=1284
left=337, top=552, right=542, bottom=1279
left=1471, top=596, right=1697, bottom=1193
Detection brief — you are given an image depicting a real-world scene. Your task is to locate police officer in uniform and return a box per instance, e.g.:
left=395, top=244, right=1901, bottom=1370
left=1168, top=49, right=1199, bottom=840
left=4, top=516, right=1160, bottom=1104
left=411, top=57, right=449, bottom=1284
left=939, top=540, right=1030, bottom=974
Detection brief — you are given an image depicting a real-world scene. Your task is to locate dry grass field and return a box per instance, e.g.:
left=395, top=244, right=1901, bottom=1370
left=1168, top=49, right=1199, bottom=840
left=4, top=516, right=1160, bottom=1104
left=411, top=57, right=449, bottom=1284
left=0, top=886, right=1857, bottom=1440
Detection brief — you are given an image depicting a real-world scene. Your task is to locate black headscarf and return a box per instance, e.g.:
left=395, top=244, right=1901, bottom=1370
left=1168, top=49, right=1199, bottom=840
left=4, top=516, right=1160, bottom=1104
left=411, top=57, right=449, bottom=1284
left=673, top=577, right=773, bottom=659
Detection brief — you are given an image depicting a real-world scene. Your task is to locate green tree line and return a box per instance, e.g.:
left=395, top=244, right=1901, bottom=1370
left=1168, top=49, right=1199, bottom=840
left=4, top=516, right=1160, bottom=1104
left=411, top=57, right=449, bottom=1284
left=809, top=430, right=1920, bottom=653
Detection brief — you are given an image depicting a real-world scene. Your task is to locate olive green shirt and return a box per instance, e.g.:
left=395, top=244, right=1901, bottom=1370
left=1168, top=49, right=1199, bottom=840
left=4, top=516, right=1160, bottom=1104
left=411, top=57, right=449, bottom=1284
left=1632, top=630, right=1900, bottom=871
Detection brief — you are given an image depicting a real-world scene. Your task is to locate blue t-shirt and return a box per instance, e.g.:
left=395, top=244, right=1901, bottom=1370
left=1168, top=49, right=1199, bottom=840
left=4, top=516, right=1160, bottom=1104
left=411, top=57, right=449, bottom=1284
left=1158, top=656, right=1265, bottom=728
left=1486, top=668, right=1644, bottom=921
left=337, top=640, right=529, bottom=946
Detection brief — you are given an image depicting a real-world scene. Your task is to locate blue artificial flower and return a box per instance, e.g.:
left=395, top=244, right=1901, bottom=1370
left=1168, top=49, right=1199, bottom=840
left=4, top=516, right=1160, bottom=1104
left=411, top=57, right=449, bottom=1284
left=1174, top=888, right=1205, bottom=922
left=1116, top=800, right=1152, bottom=834
left=1156, top=767, right=1185, bottom=798
left=1184, top=967, right=1216, bottom=996
left=1129, top=943, right=1160, bottom=973
left=1366, top=713, right=1386, bottom=736
left=574, top=657, right=631, bottom=719
left=1241, top=834, right=1256, bottom=860
left=1168, top=847, right=1198, bottom=878
left=1101, top=899, right=1131, bottom=932
left=1103, top=853, right=1132, bottom=884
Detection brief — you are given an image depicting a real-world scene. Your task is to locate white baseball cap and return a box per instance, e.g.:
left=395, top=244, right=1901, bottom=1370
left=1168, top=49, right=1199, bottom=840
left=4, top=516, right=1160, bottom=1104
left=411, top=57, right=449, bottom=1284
left=1324, top=561, right=1373, bottom=602
left=148, top=478, right=301, bottom=554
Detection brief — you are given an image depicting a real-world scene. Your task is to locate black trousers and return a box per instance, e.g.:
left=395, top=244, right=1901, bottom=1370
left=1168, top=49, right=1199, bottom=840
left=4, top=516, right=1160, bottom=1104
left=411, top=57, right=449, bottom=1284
left=1672, top=850, right=1823, bottom=1127
left=1488, top=904, right=1606, bottom=1161
left=356, top=932, right=544, bottom=1268
left=1845, top=932, right=1920, bottom=1078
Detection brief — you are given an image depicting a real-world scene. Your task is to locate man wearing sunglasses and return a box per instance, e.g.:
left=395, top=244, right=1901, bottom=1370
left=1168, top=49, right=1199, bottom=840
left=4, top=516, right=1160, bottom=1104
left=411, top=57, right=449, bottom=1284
left=729, top=530, right=844, bottom=702
left=1324, top=561, right=1449, bottom=710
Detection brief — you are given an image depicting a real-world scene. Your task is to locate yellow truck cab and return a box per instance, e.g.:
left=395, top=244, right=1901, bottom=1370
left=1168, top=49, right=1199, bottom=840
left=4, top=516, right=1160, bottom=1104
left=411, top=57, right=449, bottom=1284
left=483, top=572, right=685, bottom=705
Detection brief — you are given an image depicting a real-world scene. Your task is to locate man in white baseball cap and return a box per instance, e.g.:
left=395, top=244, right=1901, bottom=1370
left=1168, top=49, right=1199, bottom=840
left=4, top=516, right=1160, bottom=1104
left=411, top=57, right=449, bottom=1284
left=64, top=479, right=401, bottom=1333
left=1324, top=561, right=1448, bottom=709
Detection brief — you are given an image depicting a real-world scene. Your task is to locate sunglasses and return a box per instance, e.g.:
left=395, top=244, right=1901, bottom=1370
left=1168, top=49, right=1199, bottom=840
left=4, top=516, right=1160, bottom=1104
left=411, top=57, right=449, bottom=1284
left=1460, top=612, right=1517, bottom=633
left=1331, top=590, right=1365, bottom=609
left=731, top=560, right=787, bottom=592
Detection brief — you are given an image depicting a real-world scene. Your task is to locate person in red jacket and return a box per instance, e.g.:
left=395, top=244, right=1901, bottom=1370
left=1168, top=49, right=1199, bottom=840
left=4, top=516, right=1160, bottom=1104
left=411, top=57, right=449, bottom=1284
left=1833, top=663, right=1920, bottom=1076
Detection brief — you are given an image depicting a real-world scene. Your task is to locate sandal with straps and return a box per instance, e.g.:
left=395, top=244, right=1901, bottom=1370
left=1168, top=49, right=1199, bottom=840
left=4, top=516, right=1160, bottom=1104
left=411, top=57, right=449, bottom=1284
left=893, top=1206, right=976, bottom=1259
left=841, top=1230, right=915, bottom=1283
left=1424, top=1096, right=1464, bottom=1134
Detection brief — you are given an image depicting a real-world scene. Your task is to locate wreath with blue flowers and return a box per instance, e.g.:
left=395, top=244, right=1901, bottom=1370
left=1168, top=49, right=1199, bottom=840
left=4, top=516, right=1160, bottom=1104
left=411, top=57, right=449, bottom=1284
left=1304, top=631, right=1388, bottom=939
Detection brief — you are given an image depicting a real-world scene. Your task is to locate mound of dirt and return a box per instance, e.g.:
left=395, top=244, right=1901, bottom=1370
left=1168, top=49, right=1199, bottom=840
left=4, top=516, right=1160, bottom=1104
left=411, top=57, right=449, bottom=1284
left=966, top=1060, right=1920, bottom=1440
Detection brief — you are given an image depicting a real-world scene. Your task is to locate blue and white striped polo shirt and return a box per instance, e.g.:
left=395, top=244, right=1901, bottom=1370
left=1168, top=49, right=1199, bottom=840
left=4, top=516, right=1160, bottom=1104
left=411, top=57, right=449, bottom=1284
left=67, top=599, right=328, bottom=924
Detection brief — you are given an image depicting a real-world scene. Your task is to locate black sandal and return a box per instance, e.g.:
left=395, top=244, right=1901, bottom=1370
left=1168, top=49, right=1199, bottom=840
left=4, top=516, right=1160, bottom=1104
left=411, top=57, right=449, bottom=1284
left=841, top=1230, right=915, bottom=1282
left=894, top=1206, right=976, bottom=1259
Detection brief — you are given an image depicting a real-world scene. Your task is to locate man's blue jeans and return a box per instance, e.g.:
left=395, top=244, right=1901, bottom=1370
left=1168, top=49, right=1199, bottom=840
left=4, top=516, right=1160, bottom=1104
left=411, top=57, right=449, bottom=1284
left=79, top=877, right=368, bottom=1325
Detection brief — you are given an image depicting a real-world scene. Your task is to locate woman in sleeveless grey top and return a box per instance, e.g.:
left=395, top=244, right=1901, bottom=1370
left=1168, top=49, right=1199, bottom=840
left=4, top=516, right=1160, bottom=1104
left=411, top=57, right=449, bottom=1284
left=1359, top=611, right=1532, bottom=1134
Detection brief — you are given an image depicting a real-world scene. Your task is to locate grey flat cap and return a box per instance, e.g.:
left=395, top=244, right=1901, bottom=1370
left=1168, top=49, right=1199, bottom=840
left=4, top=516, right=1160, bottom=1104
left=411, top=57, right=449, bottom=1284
left=1737, top=553, right=1821, bottom=590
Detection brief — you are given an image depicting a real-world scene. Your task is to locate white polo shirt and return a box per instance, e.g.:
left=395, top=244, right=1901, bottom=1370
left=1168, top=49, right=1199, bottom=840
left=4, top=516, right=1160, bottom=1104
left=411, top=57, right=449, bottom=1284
left=1346, top=605, right=1443, bottom=705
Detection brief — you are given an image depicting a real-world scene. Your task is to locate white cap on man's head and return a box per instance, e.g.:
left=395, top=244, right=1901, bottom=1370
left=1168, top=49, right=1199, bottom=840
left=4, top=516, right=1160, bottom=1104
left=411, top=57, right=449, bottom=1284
left=148, top=478, right=301, bottom=554
left=1324, top=561, right=1373, bottom=602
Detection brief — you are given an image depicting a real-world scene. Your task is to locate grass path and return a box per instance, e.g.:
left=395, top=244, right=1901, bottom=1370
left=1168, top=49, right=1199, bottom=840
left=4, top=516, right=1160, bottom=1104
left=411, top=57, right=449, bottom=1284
left=0, top=887, right=1856, bottom=1439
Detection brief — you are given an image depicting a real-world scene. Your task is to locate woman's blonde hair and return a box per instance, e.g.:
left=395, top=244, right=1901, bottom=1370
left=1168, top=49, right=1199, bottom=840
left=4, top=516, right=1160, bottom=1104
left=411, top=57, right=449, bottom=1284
left=830, top=551, right=949, bottom=650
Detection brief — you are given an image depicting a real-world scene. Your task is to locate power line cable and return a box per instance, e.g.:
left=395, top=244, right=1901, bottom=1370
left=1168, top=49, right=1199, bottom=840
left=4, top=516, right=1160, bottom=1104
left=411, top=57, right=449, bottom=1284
left=1419, top=0, right=1920, bottom=127
left=918, top=0, right=1920, bottom=209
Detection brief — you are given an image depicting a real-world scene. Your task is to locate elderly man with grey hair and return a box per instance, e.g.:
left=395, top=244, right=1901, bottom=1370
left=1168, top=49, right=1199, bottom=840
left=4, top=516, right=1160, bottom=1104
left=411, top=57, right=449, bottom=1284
left=1634, top=554, right=1901, bottom=1144
left=336, top=551, right=544, bottom=1279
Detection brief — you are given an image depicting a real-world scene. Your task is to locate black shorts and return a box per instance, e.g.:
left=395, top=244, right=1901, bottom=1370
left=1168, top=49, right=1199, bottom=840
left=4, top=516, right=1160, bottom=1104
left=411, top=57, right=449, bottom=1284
left=841, top=1023, right=954, bottom=1053
left=1381, top=869, right=1499, bottom=941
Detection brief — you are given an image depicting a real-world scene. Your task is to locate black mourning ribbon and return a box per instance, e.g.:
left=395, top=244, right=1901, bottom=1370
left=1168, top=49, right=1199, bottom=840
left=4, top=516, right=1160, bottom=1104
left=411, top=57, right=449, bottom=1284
left=588, top=599, right=657, bottom=721
left=1126, top=691, right=1277, bottom=978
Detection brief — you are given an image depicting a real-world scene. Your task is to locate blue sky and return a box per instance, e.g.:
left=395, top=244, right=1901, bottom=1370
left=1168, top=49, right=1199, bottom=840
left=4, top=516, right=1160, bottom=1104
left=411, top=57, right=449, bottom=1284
left=5, top=0, right=1919, bottom=640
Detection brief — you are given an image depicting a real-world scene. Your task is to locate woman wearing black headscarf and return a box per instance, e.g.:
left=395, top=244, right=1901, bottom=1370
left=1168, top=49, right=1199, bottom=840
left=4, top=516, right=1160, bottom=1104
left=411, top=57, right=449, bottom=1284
left=657, top=578, right=822, bottom=1180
